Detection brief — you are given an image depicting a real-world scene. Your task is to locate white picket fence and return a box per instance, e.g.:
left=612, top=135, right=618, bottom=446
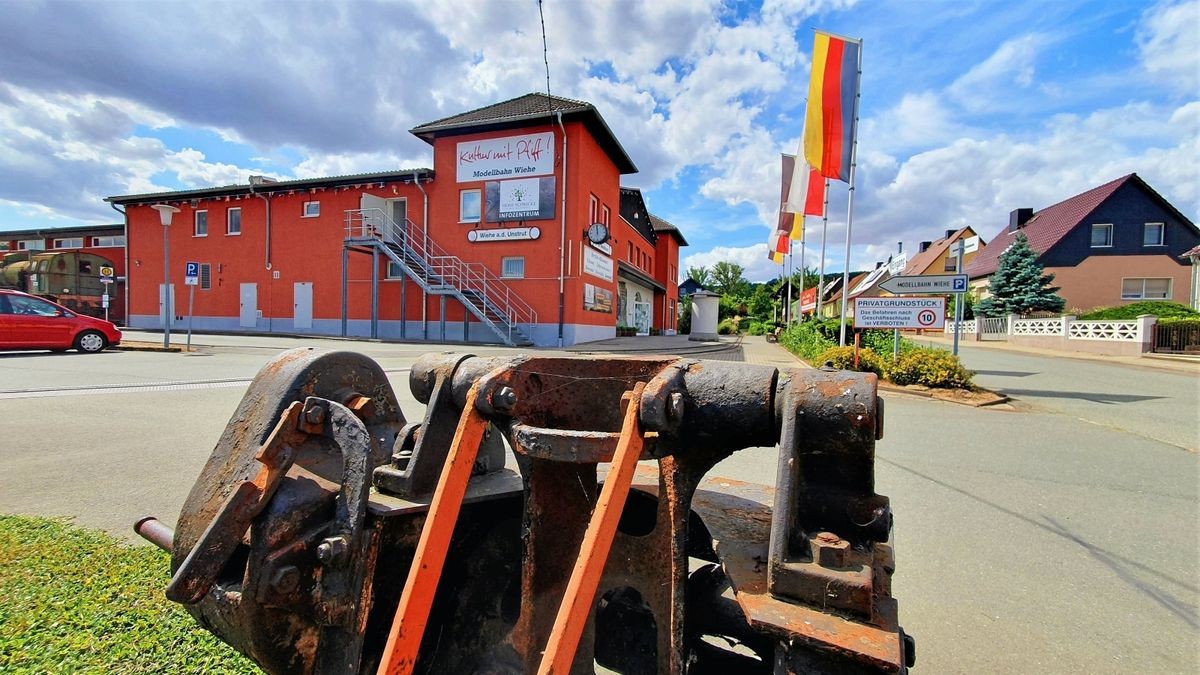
left=944, top=314, right=1155, bottom=352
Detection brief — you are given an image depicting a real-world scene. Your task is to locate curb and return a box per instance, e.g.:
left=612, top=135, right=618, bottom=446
left=114, top=342, right=184, bottom=353
left=876, top=381, right=1010, bottom=407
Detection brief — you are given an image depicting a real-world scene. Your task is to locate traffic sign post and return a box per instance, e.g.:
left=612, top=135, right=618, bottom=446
left=184, top=262, right=199, bottom=351
left=99, top=265, right=115, bottom=323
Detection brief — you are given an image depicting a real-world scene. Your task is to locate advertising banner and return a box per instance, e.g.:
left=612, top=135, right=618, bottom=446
left=485, top=177, right=556, bottom=222
left=583, top=283, right=613, bottom=313
left=457, top=132, right=554, bottom=182
left=467, top=227, right=541, bottom=243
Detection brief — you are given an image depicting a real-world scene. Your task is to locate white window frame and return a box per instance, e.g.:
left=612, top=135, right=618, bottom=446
left=1121, top=277, right=1172, bottom=300
left=459, top=189, right=481, bottom=224
left=227, top=207, right=241, bottom=236
left=1090, top=223, right=1112, bottom=248
left=386, top=262, right=405, bottom=279
left=302, top=201, right=320, bottom=218
left=194, top=210, right=208, bottom=237
left=17, top=240, right=45, bottom=251
left=53, top=237, right=84, bottom=249
left=1143, top=222, right=1164, bottom=247
left=500, top=256, right=525, bottom=279
left=91, top=235, right=125, bottom=247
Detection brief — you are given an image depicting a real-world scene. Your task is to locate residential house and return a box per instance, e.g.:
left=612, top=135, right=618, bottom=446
left=966, top=174, right=1198, bottom=312
left=903, top=226, right=985, bottom=277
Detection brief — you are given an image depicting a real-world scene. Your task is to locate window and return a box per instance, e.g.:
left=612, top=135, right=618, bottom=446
left=1121, top=278, right=1171, bottom=300
left=589, top=194, right=599, bottom=225
left=1090, top=223, right=1112, bottom=247
left=5, top=294, right=60, bottom=317
left=53, top=238, right=83, bottom=249
left=501, top=256, right=525, bottom=278
left=943, top=256, right=958, bottom=272
left=227, top=208, right=241, bottom=235
left=460, top=190, right=481, bottom=223
left=1143, top=222, right=1164, bottom=246
left=303, top=201, right=320, bottom=218
left=386, top=262, right=404, bottom=279
left=17, top=240, right=44, bottom=251
left=627, top=242, right=633, bottom=261
left=194, top=210, right=208, bottom=237
left=601, top=205, right=610, bottom=226
left=200, top=263, right=212, bottom=290
left=92, top=235, right=125, bottom=247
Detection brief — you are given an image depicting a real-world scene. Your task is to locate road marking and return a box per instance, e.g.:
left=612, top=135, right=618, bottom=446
left=0, top=368, right=412, bottom=400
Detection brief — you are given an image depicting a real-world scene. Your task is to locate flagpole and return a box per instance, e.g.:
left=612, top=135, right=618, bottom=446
left=838, top=44, right=863, bottom=347
left=816, top=179, right=829, bottom=318
left=786, top=240, right=793, bottom=324
left=798, top=222, right=806, bottom=321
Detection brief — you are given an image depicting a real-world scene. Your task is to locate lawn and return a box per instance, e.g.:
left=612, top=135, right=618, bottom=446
left=0, top=515, right=257, bottom=674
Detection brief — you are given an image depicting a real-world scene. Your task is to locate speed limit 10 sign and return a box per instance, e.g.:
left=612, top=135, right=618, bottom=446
left=854, top=297, right=946, bottom=329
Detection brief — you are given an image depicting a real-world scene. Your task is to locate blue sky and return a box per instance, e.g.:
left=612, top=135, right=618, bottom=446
left=0, top=0, right=1195, bottom=281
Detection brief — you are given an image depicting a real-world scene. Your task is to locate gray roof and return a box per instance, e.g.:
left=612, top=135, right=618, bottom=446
left=648, top=214, right=688, bottom=246
left=410, top=93, right=637, bottom=174
left=106, top=168, right=432, bottom=205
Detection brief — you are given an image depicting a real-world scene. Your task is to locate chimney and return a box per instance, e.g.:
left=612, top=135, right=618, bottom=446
left=944, top=229, right=955, bottom=240
left=875, top=261, right=883, bottom=269
left=919, top=241, right=932, bottom=252
left=1009, top=208, right=1033, bottom=232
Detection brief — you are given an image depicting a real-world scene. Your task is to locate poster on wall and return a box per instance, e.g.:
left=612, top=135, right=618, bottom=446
left=583, top=246, right=614, bottom=282
left=457, top=132, right=555, bottom=182
left=485, top=177, right=556, bottom=222
left=583, top=283, right=613, bottom=313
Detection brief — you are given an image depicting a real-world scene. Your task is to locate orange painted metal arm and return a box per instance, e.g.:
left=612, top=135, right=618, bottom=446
left=376, top=383, right=488, bottom=675
left=536, top=383, right=647, bottom=675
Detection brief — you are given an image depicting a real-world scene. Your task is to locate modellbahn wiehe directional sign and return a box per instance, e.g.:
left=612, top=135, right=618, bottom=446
left=855, top=296, right=946, bottom=329
left=878, top=274, right=967, bottom=295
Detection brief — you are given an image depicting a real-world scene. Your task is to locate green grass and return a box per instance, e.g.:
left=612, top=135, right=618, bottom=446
left=0, top=515, right=258, bottom=674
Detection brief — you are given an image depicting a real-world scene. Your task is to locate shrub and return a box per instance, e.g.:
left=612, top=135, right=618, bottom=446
left=747, top=321, right=769, bottom=336
left=857, top=329, right=919, bottom=359
left=818, top=345, right=884, bottom=376
left=1158, top=316, right=1200, bottom=326
left=1078, top=301, right=1198, bottom=320
left=717, top=318, right=736, bottom=335
left=887, top=347, right=974, bottom=388
left=779, top=322, right=836, bottom=360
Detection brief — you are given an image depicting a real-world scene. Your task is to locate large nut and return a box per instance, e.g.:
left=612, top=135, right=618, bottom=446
left=316, top=535, right=349, bottom=567
left=812, top=531, right=850, bottom=568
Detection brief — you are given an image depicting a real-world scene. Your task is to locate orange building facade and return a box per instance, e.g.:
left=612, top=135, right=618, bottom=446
left=106, top=94, right=684, bottom=346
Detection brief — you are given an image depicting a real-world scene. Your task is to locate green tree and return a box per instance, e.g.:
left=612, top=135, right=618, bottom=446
left=686, top=266, right=712, bottom=288
left=747, top=283, right=775, bottom=320
left=710, top=261, right=750, bottom=297
left=976, top=233, right=1065, bottom=317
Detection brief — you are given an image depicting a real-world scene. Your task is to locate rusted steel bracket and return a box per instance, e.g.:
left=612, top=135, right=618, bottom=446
left=166, top=400, right=307, bottom=604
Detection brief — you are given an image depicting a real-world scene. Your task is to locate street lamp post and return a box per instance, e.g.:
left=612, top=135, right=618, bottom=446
left=151, top=204, right=180, bottom=349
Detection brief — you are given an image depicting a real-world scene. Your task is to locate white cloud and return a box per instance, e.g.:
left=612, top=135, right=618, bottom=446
left=1137, top=0, right=1200, bottom=96
left=948, top=35, right=1043, bottom=112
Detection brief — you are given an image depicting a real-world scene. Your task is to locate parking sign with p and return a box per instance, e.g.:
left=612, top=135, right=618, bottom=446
left=185, top=261, right=200, bottom=286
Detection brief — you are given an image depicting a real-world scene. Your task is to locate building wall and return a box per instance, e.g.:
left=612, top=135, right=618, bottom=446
left=1046, top=255, right=1193, bottom=312
left=653, top=235, right=680, bottom=331
left=1040, top=181, right=1197, bottom=269
left=121, top=112, right=678, bottom=346
left=1, top=226, right=127, bottom=322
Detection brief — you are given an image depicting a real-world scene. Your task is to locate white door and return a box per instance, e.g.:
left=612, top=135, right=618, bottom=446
left=360, top=193, right=388, bottom=240
left=239, top=283, right=257, bottom=328
left=158, top=284, right=176, bottom=327
left=293, top=282, right=313, bottom=330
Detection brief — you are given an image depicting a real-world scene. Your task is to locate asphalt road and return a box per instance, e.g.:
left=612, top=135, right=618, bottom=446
left=0, top=335, right=1196, bottom=673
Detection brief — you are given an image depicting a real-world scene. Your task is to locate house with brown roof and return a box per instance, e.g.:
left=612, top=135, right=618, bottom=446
left=903, top=226, right=984, bottom=277
left=965, top=174, right=1199, bottom=312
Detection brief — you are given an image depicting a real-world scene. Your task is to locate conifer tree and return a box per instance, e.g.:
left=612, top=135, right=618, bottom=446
left=976, top=233, right=1065, bottom=317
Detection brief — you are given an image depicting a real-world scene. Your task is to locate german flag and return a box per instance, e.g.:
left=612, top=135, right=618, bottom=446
left=803, top=31, right=861, bottom=183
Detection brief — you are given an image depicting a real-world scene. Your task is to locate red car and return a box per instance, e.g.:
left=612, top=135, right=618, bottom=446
left=0, top=289, right=122, bottom=353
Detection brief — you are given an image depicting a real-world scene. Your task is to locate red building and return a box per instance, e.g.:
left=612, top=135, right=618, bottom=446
left=106, top=94, right=684, bottom=346
left=0, top=223, right=127, bottom=322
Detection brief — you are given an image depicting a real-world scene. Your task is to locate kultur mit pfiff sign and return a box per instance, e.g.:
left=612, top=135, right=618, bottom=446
left=855, top=297, right=945, bottom=329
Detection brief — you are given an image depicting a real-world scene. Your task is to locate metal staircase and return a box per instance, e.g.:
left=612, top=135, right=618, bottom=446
left=345, top=208, right=537, bottom=346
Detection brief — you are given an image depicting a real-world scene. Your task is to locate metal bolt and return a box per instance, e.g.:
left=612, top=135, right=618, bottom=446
left=316, top=535, right=349, bottom=567
left=305, top=403, right=326, bottom=425
left=269, top=566, right=300, bottom=594
left=812, top=531, right=850, bottom=568
left=492, top=386, right=517, bottom=413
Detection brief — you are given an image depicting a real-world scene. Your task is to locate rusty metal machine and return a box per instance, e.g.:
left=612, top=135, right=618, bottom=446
left=136, top=347, right=913, bottom=674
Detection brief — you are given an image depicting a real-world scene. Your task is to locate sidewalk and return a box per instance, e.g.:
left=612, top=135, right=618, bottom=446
left=911, top=332, right=1200, bottom=374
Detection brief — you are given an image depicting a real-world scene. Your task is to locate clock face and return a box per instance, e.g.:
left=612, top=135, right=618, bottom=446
left=588, top=222, right=609, bottom=244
